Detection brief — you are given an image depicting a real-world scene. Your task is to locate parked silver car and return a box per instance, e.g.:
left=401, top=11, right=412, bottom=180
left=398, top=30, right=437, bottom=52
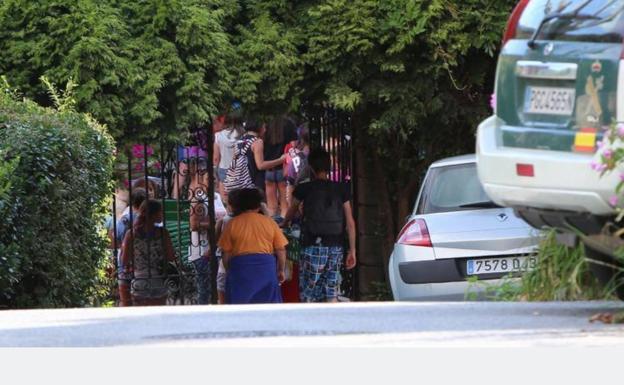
left=389, top=154, right=540, bottom=301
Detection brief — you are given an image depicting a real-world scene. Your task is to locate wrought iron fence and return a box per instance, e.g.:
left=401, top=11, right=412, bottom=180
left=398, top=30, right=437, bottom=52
left=110, top=125, right=217, bottom=306
left=109, top=107, right=357, bottom=305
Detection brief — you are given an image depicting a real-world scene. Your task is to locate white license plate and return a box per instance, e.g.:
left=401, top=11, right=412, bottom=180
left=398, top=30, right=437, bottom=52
left=466, top=256, right=537, bottom=275
left=525, top=86, right=575, bottom=116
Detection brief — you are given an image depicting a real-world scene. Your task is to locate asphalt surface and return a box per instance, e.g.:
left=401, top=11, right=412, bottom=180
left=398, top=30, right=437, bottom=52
left=1, top=301, right=624, bottom=347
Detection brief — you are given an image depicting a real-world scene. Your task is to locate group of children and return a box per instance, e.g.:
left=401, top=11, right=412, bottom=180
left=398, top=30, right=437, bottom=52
left=108, top=112, right=356, bottom=306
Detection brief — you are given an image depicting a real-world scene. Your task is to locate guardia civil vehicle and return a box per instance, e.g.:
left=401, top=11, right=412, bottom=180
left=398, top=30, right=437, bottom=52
left=476, top=0, right=624, bottom=297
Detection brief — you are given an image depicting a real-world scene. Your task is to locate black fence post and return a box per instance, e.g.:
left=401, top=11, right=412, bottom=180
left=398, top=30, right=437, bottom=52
left=203, top=123, right=218, bottom=305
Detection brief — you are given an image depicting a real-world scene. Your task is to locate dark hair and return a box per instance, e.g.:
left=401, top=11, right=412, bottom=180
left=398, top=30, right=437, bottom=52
left=130, top=188, right=147, bottom=208
left=133, top=199, right=163, bottom=232
left=132, top=178, right=159, bottom=198
left=297, top=124, right=309, bottom=149
left=225, top=105, right=245, bottom=138
left=244, top=119, right=263, bottom=133
left=228, top=188, right=263, bottom=215
left=266, top=116, right=297, bottom=146
left=308, top=148, right=331, bottom=173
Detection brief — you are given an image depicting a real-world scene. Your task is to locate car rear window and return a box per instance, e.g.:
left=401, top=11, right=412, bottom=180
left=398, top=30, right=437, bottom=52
left=516, top=0, right=624, bottom=43
left=417, top=163, right=493, bottom=215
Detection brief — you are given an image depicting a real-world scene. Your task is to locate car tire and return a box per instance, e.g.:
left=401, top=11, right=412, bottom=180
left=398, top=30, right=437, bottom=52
left=584, top=244, right=624, bottom=300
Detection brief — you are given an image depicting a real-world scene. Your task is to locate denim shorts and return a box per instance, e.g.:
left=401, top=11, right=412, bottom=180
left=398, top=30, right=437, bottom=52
left=217, top=168, right=228, bottom=182
left=265, top=169, right=285, bottom=183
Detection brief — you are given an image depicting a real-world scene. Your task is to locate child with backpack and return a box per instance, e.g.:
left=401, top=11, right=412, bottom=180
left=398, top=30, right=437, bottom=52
left=223, top=120, right=285, bottom=194
left=284, top=124, right=310, bottom=205
left=282, top=149, right=356, bottom=303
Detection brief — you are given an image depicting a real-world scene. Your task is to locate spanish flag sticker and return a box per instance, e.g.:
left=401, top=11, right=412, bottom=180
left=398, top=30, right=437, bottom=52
left=574, top=128, right=597, bottom=153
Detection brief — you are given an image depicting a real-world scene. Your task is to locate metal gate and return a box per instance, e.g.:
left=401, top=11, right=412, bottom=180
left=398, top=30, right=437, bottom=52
left=110, top=125, right=217, bottom=306
left=109, top=107, right=356, bottom=306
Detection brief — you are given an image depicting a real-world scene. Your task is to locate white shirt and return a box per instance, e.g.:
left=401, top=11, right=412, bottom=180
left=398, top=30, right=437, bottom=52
left=215, top=128, right=240, bottom=169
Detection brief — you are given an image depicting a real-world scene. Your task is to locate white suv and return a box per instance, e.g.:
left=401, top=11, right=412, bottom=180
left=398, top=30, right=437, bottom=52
left=476, top=0, right=624, bottom=296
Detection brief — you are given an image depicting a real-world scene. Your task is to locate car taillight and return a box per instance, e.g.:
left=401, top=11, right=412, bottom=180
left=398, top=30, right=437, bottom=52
left=397, top=219, right=432, bottom=247
left=516, top=163, right=534, bottom=177
left=502, top=0, right=530, bottom=46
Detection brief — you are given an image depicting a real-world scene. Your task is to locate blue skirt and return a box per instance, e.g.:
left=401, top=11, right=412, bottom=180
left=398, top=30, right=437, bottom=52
left=226, top=253, right=283, bottom=304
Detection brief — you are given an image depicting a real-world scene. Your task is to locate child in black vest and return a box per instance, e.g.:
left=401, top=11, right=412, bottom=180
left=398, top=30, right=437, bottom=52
left=282, top=149, right=356, bottom=302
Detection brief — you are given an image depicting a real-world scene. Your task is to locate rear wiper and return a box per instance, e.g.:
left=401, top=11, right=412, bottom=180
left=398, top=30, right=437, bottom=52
left=458, top=201, right=501, bottom=209
left=528, top=0, right=600, bottom=49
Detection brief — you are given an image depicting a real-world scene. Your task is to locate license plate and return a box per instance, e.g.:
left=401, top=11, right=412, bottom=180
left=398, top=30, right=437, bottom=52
left=466, top=256, right=537, bottom=275
left=525, top=86, right=575, bottom=116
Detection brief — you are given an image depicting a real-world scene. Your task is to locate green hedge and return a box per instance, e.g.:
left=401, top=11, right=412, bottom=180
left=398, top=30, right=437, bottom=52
left=0, top=91, right=114, bottom=308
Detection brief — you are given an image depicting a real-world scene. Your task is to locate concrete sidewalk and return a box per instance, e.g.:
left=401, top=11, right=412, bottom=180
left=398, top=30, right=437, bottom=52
left=1, top=301, right=624, bottom=347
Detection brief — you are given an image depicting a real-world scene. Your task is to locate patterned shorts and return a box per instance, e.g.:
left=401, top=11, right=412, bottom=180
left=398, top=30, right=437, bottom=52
left=299, top=246, right=343, bottom=302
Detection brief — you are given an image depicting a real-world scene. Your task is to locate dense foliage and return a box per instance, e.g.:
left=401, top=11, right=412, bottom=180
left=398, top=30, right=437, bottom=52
left=0, top=88, right=115, bottom=308
left=0, top=0, right=517, bottom=299
left=0, top=0, right=236, bottom=141
left=299, top=0, right=516, bottom=231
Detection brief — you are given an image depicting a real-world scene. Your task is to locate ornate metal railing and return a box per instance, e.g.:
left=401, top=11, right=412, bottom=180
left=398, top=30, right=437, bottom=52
left=109, top=107, right=357, bottom=306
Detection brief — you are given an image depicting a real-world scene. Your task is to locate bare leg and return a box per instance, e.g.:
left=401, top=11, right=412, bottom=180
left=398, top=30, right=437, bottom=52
left=286, top=184, right=294, bottom=207
left=265, top=180, right=278, bottom=217
left=218, top=179, right=227, bottom=205
left=278, top=181, right=288, bottom=218
left=118, top=281, right=132, bottom=306
left=173, top=161, right=188, bottom=199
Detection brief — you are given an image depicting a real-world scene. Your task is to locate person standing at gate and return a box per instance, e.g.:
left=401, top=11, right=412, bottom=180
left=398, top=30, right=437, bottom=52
left=121, top=199, right=177, bottom=306
left=214, top=111, right=244, bottom=204
left=218, top=188, right=287, bottom=304
left=264, top=116, right=297, bottom=220
left=282, top=149, right=356, bottom=303
left=223, top=120, right=285, bottom=196
left=114, top=188, right=147, bottom=306
left=188, top=156, right=227, bottom=305
left=284, top=124, right=311, bottom=205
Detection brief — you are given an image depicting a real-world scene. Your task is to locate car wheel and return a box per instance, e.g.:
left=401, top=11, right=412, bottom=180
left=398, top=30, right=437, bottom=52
left=584, top=244, right=624, bottom=300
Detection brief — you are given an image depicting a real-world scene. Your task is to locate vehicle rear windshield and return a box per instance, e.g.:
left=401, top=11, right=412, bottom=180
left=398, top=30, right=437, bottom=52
left=516, top=0, right=624, bottom=43
left=417, top=163, right=493, bottom=215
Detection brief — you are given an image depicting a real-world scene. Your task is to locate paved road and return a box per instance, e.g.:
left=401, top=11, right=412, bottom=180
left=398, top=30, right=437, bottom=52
left=1, top=301, right=624, bottom=347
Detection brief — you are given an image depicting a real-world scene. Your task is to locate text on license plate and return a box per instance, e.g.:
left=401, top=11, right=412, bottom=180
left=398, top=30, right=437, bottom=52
left=525, top=86, right=575, bottom=116
left=467, top=256, right=537, bottom=275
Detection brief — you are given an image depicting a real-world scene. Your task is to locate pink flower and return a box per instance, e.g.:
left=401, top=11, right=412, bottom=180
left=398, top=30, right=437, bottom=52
left=609, top=195, right=619, bottom=207
left=134, top=163, right=144, bottom=171
left=603, top=148, right=613, bottom=159
left=619, top=172, right=624, bottom=182
left=597, top=140, right=604, bottom=149
left=132, top=144, right=144, bottom=158
left=153, top=161, right=161, bottom=170
left=146, top=146, right=154, bottom=157
left=591, top=161, right=607, bottom=172
left=617, top=124, right=624, bottom=138
left=490, top=93, right=496, bottom=110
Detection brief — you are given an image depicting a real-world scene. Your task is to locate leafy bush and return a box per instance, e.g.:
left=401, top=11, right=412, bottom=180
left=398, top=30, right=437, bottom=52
left=467, top=230, right=614, bottom=301
left=0, top=87, right=114, bottom=308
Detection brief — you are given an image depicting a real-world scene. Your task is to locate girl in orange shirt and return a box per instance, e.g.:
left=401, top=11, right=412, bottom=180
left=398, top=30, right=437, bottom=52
left=218, top=188, right=288, bottom=304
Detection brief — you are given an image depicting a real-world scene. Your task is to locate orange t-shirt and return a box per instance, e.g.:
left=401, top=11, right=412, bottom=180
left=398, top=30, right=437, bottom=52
left=218, top=212, right=288, bottom=256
